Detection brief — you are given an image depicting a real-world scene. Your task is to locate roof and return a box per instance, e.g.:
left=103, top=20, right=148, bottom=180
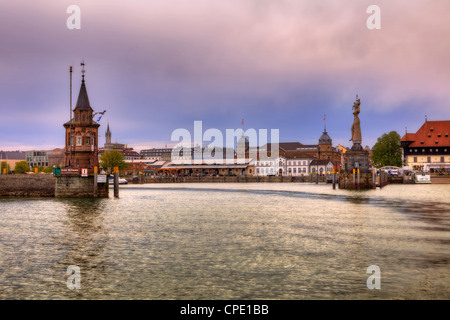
left=401, top=120, right=450, bottom=147
left=310, top=159, right=333, bottom=166
left=63, top=118, right=100, bottom=128
left=74, top=80, right=92, bottom=111
left=319, top=130, right=332, bottom=144
left=0, top=151, right=26, bottom=160
left=280, top=150, right=314, bottom=159
left=265, top=142, right=303, bottom=152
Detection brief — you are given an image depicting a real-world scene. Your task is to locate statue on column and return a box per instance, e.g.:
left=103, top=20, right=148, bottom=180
left=350, top=95, right=362, bottom=150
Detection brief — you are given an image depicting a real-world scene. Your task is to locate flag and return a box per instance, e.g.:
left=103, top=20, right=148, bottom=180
left=241, top=119, right=244, bottom=125
left=323, top=114, right=326, bottom=121
left=97, top=115, right=102, bottom=122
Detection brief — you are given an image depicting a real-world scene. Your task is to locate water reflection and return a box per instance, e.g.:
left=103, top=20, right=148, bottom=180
left=53, top=198, right=108, bottom=298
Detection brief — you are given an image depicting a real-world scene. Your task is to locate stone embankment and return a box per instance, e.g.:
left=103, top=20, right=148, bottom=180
left=0, top=175, right=56, bottom=196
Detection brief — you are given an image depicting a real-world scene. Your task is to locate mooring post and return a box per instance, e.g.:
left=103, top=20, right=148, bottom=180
left=316, top=171, right=318, bottom=184
left=93, top=166, right=98, bottom=198
left=353, top=169, right=356, bottom=189
left=332, top=168, right=336, bottom=189
left=357, top=168, right=360, bottom=189
left=372, top=167, right=376, bottom=189
left=113, top=166, right=119, bottom=198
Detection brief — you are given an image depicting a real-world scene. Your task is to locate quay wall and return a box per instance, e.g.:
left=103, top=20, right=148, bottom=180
left=430, top=175, right=450, bottom=184
left=0, top=175, right=56, bottom=197
left=338, top=173, right=376, bottom=190
left=135, top=175, right=333, bottom=184
left=55, top=176, right=109, bottom=198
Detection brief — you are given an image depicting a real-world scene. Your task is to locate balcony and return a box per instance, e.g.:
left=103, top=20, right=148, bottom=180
left=67, top=145, right=95, bottom=152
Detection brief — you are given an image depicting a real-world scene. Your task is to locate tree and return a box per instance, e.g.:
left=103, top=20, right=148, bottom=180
left=14, top=161, right=31, bottom=174
left=42, top=166, right=54, bottom=174
left=1, top=161, right=11, bottom=174
left=99, top=150, right=128, bottom=172
left=371, top=131, right=402, bottom=168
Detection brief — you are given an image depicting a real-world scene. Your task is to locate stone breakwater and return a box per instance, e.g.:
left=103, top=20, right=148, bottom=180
left=0, top=175, right=56, bottom=197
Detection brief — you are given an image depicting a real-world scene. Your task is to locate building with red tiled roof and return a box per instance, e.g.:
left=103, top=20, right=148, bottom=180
left=401, top=120, right=450, bottom=172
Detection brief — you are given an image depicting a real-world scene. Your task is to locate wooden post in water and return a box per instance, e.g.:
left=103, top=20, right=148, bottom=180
left=94, top=166, right=98, bottom=198
left=113, top=166, right=119, bottom=198
left=372, top=167, right=376, bottom=189
left=357, top=168, right=360, bottom=189
left=353, top=169, right=356, bottom=189
left=332, top=168, right=336, bottom=189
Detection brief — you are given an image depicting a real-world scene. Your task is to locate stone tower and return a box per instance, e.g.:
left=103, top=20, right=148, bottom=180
left=63, top=66, right=100, bottom=170
left=318, top=129, right=332, bottom=161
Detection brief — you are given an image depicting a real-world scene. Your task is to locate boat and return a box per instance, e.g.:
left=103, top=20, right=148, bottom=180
left=414, top=173, right=431, bottom=184
left=109, top=177, right=128, bottom=184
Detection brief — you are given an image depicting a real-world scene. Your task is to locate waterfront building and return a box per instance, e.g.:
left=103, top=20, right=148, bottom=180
left=309, top=159, right=334, bottom=175
left=0, top=151, right=26, bottom=173
left=140, top=148, right=172, bottom=161
left=263, top=128, right=342, bottom=170
left=26, top=148, right=65, bottom=168
left=26, top=150, right=49, bottom=168
left=283, top=151, right=315, bottom=176
left=401, top=120, right=450, bottom=172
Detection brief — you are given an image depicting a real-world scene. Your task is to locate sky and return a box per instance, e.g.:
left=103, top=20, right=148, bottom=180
left=1, top=0, right=449, bottom=152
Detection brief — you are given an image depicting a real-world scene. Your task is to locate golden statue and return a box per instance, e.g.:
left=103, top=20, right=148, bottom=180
left=350, top=95, right=362, bottom=143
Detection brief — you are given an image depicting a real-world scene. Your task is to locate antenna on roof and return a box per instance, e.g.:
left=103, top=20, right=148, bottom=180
left=425, top=115, right=427, bottom=122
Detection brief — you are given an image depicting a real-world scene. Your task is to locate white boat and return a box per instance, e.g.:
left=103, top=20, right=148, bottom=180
left=109, top=177, right=128, bottom=184
left=414, top=174, right=431, bottom=184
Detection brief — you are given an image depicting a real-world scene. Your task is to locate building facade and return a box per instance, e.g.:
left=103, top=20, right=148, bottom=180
left=401, top=120, right=450, bottom=172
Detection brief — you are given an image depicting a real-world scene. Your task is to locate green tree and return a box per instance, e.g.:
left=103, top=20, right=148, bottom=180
left=42, top=166, right=54, bottom=174
left=1, top=161, right=11, bottom=174
left=100, top=150, right=128, bottom=172
left=14, top=161, right=31, bottom=174
left=371, top=131, right=402, bottom=168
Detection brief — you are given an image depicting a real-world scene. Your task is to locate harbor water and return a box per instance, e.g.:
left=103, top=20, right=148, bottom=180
left=0, top=183, right=449, bottom=299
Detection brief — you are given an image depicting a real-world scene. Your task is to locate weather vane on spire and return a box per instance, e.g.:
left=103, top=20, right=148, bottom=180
left=81, top=60, right=85, bottom=81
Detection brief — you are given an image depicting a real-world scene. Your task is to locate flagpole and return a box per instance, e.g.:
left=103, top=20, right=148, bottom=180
left=69, top=66, right=73, bottom=167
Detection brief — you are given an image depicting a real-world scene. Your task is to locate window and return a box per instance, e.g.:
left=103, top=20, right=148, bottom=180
left=441, top=157, right=445, bottom=163
left=82, top=113, right=86, bottom=122
left=86, top=137, right=90, bottom=145
left=414, top=157, right=417, bottom=162
left=76, top=136, right=82, bottom=146
left=75, top=113, right=79, bottom=122
left=427, top=156, right=431, bottom=163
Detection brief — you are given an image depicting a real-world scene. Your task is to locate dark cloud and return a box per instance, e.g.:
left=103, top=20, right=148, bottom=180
left=1, top=0, right=449, bottom=151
